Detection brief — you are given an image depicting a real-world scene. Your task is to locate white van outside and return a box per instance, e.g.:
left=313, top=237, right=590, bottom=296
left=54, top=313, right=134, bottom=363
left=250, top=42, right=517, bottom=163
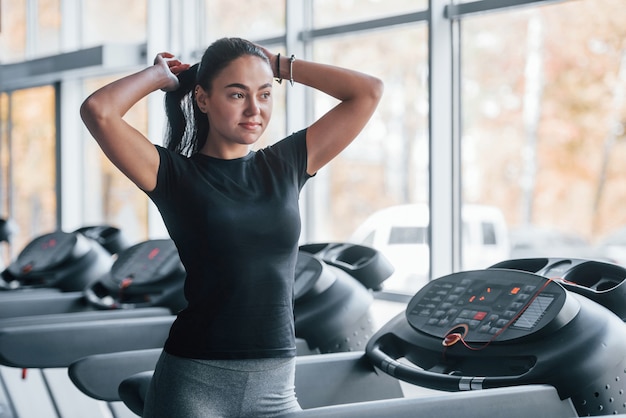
left=349, top=204, right=510, bottom=293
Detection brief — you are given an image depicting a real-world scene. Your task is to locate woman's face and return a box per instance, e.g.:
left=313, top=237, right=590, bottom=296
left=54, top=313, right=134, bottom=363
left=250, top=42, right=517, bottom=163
left=197, top=55, right=274, bottom=156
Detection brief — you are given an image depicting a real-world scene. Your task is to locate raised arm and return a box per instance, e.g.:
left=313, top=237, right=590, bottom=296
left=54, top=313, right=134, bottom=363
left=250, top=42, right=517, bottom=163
left=80, top=53, right=189, bottom=191
left=270, top=52, right=384, bottom=175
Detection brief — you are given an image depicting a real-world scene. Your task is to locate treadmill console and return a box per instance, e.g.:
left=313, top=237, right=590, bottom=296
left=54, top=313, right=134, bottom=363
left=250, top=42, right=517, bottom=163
left=406, top=269, right=569, bottom=343
left=84, top=239, right=186, bottom=312
left=10, top=231, right=79, bottom=275
left=110, top=239, right=182, bottom=286
left=1, top=230, right=113, bottom=291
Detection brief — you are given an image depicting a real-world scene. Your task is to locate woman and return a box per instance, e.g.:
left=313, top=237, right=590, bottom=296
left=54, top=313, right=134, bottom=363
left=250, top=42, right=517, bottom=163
left=81, top=37, right=383, bottom=417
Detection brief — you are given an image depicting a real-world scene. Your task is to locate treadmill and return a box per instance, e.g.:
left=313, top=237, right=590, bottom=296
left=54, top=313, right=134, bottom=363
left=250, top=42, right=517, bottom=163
left=86, top=258, right=626, bottom=417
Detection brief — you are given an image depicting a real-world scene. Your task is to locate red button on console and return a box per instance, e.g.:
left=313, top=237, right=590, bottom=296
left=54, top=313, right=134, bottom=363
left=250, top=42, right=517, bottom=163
left=473, top=311, right=487, bottom=320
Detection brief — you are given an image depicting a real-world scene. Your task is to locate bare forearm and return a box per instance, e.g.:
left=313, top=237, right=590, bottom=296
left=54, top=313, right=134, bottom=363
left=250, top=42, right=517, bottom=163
left=269, top=54, right=384, bottom=174
left=80, top=66, right=166, bottom=127
left=276, top=55, right=383, bottom=103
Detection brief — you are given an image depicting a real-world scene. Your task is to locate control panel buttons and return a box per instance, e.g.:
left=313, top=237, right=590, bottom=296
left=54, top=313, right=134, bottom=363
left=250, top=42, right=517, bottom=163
left=406, top=269, right=567, bottom=343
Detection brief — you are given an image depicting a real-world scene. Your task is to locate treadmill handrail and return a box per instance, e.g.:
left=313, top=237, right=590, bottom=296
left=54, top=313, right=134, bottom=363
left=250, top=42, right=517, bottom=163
left=0, top=315, right=174, bottom=368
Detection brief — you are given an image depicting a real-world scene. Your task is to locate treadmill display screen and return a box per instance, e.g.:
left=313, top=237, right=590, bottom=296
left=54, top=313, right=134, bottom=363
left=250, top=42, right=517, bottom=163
left=512, top=295, right=554, bottom=330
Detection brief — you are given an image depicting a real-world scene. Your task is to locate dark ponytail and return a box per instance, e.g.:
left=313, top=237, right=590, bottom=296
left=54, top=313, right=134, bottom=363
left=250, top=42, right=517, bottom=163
left=164, top=63, right=208, bottom=156
left=163, top=37, right=269, bottom=156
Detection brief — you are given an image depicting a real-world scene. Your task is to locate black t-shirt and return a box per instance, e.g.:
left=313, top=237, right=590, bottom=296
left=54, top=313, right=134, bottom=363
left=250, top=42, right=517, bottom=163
left=147, top=129, right=311, bottom=359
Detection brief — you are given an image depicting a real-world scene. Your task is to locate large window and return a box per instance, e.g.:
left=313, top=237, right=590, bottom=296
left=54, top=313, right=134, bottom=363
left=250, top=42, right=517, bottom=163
left=461, top=0, right=626, bottom=268
left=81, top=0, right=147, bottom=48
left=2, top=86, right=57, bottom=254
left=313, top=0, right=425, bottom=27
left=311, top=24, right=429, bottom=292
left=37, top=0, right=61, bottom=57
left=0, top=0, right=62, bottom=62
left=202, top=0, right=285, bottom=41
left=6, top=0, right=626, bottom=295
left=0, top=0, right=27, bottom=62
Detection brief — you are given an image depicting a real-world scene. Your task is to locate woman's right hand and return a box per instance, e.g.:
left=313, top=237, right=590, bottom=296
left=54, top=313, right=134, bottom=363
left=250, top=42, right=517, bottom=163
left=255, top=45, right=279, bottom=79
left=154, top=52, right=190, bottom=92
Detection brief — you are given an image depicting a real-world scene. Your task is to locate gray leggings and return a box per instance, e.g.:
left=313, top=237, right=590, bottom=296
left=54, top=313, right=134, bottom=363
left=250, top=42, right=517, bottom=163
left=142, top=351, right=301, bottom=418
